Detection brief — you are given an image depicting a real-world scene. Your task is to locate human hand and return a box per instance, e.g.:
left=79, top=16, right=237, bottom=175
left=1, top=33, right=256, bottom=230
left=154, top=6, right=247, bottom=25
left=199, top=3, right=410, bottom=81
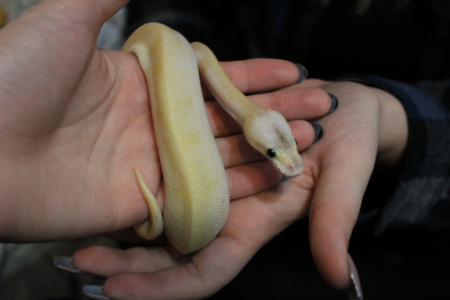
left=68, top=80, right=408, bottom=299
left=299, top=80, right=408, bottom=297
left=0, top=0, right=143, bottom=241
left=0, top=0, right=328, bottom=244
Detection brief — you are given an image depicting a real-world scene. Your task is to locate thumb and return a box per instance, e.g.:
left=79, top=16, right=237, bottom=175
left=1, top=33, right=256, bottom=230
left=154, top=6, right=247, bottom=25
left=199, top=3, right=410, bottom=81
left=37, top=0, right=129, bottom=33
left=309, top=136, right=376, bottom=293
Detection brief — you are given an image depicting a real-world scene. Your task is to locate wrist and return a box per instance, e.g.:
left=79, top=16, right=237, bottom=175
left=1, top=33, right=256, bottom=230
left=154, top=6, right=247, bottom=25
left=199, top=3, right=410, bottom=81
left=372, top=87, right=409, bottom=169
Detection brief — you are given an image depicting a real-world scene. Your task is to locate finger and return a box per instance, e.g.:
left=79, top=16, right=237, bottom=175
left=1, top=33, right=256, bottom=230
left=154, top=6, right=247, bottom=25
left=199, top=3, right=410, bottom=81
left=87, top=0, right=130, bottom=25
left=308, top=133, right=377, bottom=290
left=104, top=228, right=168, bottom=245
left=253, top=87, right=332, bottom=120
left=206, top=87, right=332, bottom=137
left=73, top=244, right=184, bottom=277
left=201, top=59, right=300, bottom=99
left=101, top=239, right=247, bottom=300
left=40, top=0, right=129, bottom=33
left=226, top=160, right=280, bottom=200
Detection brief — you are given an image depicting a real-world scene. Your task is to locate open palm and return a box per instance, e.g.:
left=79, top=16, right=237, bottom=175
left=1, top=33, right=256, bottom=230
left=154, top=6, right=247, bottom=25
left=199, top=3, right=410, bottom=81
left=0, top=0, right=159, bottom=241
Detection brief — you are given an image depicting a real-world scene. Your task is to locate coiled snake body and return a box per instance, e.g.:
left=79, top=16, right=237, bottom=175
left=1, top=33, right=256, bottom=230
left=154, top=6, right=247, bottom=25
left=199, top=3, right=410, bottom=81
left=122, top=23, right=303, bottom=254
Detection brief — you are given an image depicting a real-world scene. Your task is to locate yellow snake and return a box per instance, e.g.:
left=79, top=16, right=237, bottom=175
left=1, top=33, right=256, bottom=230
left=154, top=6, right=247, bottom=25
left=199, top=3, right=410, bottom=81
left=122, top=23, right=303, bottom=254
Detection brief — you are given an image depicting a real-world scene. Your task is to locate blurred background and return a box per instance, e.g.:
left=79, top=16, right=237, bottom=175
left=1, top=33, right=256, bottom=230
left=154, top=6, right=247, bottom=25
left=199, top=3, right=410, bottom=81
left=1, top=0, right=449, bottom=299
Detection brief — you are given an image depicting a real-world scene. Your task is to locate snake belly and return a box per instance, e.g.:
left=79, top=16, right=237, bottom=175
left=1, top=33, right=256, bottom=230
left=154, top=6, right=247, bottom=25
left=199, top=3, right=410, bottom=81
left=122, top=23, right=229, bottom=254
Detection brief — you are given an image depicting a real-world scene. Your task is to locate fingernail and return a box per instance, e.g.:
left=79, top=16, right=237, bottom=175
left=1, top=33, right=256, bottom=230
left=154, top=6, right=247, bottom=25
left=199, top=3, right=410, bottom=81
left=310, top=122, right=324, bottom=143
left=295, top=63, right=308, bottom=83
left=53, top=256, right=84, bottom=274
left=328, top=92, right=339, bottom=114
left=345, top=253, right=363, bottom=300
left=83, top=285, right=112, bottom=300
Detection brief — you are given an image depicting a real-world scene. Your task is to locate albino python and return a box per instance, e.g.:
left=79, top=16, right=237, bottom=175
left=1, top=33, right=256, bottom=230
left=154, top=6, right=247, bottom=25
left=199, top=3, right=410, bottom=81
left=122, top=23, right=303, bottom=254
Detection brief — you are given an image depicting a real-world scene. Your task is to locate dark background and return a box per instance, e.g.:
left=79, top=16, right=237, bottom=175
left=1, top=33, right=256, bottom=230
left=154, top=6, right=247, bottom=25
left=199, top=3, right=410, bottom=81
left=125, top=0, right=450, bottom=82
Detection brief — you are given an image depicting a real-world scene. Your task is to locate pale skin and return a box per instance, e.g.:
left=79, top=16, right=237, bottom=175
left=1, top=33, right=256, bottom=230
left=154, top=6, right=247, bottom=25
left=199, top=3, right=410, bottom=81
left=0, top=0, right=409, bottom=299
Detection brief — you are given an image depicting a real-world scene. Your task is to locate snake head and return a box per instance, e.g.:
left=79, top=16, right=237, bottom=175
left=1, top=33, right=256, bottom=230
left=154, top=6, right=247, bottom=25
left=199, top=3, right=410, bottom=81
left=243, top=110, right=303, bottom=178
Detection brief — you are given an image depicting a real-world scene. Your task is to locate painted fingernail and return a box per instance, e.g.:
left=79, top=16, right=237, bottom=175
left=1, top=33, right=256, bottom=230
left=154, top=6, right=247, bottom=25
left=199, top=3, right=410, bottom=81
left=53, top=256, right=84, bottom=274
left=328, top=92, right=339, bottom=114
left=295, top=63, right=308, bottom=83
left=310, top=122, right=324, bottom=143
left=345, top=253, right=363, bottom=300
left=83, top=285, right=112, bottom=300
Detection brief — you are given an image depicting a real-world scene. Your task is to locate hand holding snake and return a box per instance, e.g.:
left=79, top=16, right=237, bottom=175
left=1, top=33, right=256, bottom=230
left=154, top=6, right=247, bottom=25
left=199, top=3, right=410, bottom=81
left=2, top=1, right=395, bottom=299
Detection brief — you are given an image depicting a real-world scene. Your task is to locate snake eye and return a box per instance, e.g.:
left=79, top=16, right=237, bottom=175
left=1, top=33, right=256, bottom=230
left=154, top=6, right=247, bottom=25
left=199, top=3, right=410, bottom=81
left=295, top=139, right=298, bottom=145
left=267, top=149, right=276, bottom=158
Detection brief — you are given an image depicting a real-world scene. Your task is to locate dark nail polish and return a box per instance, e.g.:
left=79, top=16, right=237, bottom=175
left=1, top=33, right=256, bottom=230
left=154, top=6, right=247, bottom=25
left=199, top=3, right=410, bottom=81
left=328, top=92, right=339, bottom=114
left=83, top=285, right=112, bottom=300
left=295, top=63, right=308, bottom=83
left=53, top=256, right=84, bottom=274
left=346, top=254, right=363, bottom=300
left=310, top=122, right=324, bottom=143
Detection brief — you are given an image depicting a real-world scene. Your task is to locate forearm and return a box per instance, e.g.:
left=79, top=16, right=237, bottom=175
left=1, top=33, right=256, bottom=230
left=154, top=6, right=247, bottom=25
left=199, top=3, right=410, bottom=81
left=354, top=76, right=450, bottom=234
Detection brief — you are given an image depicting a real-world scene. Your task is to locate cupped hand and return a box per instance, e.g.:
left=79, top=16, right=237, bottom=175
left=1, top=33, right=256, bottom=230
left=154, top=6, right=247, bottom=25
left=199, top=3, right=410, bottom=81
left=71, top=80, right=408, bottom=299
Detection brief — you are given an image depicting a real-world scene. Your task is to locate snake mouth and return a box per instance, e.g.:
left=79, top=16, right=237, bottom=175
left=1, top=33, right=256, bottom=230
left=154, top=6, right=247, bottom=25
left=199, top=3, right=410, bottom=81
left=273, top=158, right=304, bottom=178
